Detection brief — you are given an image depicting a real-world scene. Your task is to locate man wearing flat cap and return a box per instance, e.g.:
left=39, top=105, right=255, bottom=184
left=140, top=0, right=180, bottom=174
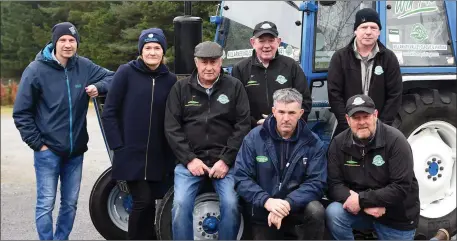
left=325, top=94, right=420, bottom=240
left=165, top=41, right=251, bottom=240
left=327, top=8, right=402, bottom=137
left=232, top=21, right=312, bottom=128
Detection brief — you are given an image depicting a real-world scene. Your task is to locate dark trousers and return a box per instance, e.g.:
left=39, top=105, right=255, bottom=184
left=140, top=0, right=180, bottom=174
left=126, top=180, right=161, bottom=240
left=251, top=201, right=325, bottom=240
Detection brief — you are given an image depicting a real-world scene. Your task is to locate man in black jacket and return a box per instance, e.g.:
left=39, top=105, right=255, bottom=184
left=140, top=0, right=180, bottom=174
left=165, top=41, right=251, bottom=240
left=232, top=21, right=312, bottom=127
left=327, top=8, right=402, bottom=137
left=325, top=94, right=420, bottom=240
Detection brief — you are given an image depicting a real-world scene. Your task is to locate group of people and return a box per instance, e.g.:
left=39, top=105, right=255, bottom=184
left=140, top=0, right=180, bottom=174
left=12, top=8, right=450, bottom=241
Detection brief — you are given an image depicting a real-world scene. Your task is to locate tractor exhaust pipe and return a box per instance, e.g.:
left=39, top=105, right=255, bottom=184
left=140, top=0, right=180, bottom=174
left=173, top=2, right=202, bottom=76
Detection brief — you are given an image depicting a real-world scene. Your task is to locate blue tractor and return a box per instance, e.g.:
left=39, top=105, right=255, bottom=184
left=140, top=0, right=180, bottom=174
left=89, top=1, right=456, bottom=239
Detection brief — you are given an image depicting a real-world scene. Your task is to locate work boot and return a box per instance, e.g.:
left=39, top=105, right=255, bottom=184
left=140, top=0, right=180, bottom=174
left=431, top=228, right=450, bottom=240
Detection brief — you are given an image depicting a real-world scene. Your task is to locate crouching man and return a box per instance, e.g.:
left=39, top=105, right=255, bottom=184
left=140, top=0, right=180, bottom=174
left=326, top=94, right=420, bottom=240
left=234, top=88, right=327, bottom=240
left=165, top=41, right=251, bottom=240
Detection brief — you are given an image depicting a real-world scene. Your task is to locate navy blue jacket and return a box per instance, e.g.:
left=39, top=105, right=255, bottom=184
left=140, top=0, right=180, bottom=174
left=13, top=43, right=114, bottom=157
left=234, top=116, right=327, bottom=224
left=102, top=59, right=177, bottom=181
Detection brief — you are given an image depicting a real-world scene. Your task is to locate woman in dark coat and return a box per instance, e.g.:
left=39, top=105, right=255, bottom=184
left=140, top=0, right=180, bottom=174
left=101, top=28, right=176, bottom=240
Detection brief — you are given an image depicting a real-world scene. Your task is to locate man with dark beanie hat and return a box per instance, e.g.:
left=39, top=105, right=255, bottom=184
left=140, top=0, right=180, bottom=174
left=327, top=7, right=402, bottom=138
left=13, top=21, right=114, bottom=240
left=51, top=22, right=80, bottom=49
left=353, top=8, right=382, bottom=31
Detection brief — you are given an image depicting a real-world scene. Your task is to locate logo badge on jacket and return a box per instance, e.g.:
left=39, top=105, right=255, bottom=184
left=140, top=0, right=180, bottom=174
left=185, top=96, right=201, bottom=107
left=246, top=80, right=259, bottom=87
left=275, top=75, right=287, bottom=84
left=374, top=66, right=384, bottom=75
left=217, top=94, right=230, bottom=104
left=256, top=156, right=269, bottom=163
left=372, top=155, right=385, bottom=166
left=303, top=157, right=307, bottom=165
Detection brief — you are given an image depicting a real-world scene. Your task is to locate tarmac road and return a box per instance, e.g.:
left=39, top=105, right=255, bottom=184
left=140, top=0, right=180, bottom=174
left=1, top=106, right=109, bottom=240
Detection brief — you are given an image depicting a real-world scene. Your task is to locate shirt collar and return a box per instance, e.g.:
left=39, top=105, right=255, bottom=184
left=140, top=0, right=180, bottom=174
left=353, top=38, right=379, bottom=60
left=197, top=74, right=220, bottom=89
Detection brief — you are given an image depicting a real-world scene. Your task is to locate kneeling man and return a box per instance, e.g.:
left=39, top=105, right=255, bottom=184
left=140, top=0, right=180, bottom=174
left=234, top=88, right=327, bottom=240
left=326, top=94, right=420, bottom=240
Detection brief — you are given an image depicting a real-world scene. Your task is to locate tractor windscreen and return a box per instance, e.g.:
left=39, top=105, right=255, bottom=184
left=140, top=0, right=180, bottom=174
left=313, top=1, right=376, bottom=71
left=385, top=1, right=455, bottom=67
left=217, top=1, right=303, bottom=67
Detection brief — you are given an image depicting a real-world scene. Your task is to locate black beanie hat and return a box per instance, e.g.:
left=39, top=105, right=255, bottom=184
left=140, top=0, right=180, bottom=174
left=51, top=22, right=80, bottom=48
left=354, top=8, right=382, bottom=31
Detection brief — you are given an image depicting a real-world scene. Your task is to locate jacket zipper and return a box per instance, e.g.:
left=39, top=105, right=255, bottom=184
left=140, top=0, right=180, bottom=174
left=279, top=143, right=306, bottom=191
left=205, top=93, right=211, bottom=159
left=362, top=148, right=366, bottom=180
left=64, top=68, right=74, bottom=156
left=363, top=62, right=370, bottom=95
left=145, top=77, right=156, bottom=180
left=264, top=69, right=270, bottom=107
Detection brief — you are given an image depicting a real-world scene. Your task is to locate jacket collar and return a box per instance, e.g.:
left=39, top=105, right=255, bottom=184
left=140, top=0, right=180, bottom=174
left=341, top=120, right=386, bottom=157
left=37, top=42, right=77, bottom=70
left=128, top=58, right=169, bottom=75
left=250, top=49, right=280, bottom=68
left=352, top=38, right=379, bottom=60
left=261, top=115, right=313, bottom=145
left=187, top=68, right=225, bottom=94
left=346, top=36, right=387, bottom=55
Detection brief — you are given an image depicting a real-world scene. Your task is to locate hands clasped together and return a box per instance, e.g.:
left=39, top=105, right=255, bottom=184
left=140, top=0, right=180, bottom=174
left=187, top=158, right=229, bottom=179
left=264, top=198, right=291, bottom=230
left=344, top=190, right=386, bottom=218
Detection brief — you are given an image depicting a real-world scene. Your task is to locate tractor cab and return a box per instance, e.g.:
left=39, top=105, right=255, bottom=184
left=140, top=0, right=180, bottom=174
left=89, top=1, right=456, bottom=240
left=212, top=1, right=456, bottom=239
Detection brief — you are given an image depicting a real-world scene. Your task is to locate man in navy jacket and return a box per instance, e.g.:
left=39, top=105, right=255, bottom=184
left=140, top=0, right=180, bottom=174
left=13, top=22, right=113, bottom=240
left=234, top=88, right=327, bottom=240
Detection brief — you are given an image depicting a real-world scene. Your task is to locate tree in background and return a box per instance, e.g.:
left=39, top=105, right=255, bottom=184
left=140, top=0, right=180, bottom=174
left=0, top=1, right=217, bottom=79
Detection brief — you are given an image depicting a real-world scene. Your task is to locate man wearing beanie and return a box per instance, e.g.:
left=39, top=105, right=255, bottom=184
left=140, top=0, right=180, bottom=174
left=327, top=8, right=402, bottom=137
left=13, top=22, right=114, bottom=240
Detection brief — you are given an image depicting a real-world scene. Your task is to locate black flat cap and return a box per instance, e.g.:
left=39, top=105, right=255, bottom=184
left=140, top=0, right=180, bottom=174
left=194, top=41, right=223, bottom=58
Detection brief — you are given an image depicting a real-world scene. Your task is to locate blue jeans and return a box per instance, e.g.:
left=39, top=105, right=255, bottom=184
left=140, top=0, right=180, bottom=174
left=172, top=164, right=240, bottom=240
left=34, top=149, right=83, bottom=240
left=326, top=202, right=416, bottom=240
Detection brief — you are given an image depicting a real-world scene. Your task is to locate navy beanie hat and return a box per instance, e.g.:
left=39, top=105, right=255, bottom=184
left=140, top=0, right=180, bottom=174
left=354, top=8, right=382, bottom=30
left=138, top=28, right=167, bottom=55
left=52, top=22, right=80, bottom=48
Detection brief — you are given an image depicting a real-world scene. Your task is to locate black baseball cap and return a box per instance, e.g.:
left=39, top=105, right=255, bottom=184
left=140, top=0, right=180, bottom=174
left=253, top=21, right=279, bottom=38
left=346, top=94, right=376, bottom=117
